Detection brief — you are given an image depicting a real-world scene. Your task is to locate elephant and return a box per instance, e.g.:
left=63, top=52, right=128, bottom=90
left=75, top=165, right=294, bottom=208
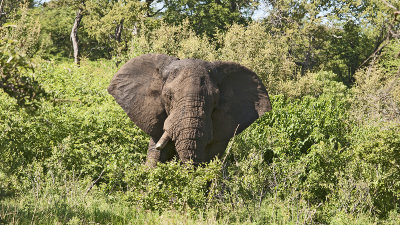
left=108, top=54, right=271, bottom=167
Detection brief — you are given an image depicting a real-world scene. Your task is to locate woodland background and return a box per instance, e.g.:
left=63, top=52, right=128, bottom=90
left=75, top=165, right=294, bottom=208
left=1, top=0, right=400, bottom=224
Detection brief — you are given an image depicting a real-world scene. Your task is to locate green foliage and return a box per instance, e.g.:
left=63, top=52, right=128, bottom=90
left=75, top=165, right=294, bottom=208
left=324, top=20, right=375, bottom=79
left=161, top=0, right=259, bottom=38
left=131, top=22, right=295, bottom=94
left=1, top=58, right=400, bottom=223
left=2, top=164, right=398, bottom=224
left=1, top=5, right=43, bottom=58
left=132, top=21, right=217, bottom=61
left=221, top=93, right=350, bottom=207
left=0, top=38, right=47, bottom=109
left=1, top=0, right=400, bottom=223
left=123, top=160, right=221, bottom=211
left=84, top=0, right=145, bottom=57
left=334, top=125, right=400, bottom=216
left=281, top=71, right=348, bottom=98
left=251, top=94, right=349, bottom=157
left=0, top=0, right=35, bottom=26
left=379, top=40, right=400, bottom=77
left=261, top=0, right=383, bottom=79
left=352, top=40, right=400, bottom=124
left=31, top=4, right=76, bottom=58
left=217, top=22, right=296, bottom=94
left=0, top=59, right=148, bottom=192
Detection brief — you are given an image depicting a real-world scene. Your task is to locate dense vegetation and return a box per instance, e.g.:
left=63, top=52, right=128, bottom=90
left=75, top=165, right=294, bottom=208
left=1, top=0, right=400, bottom=224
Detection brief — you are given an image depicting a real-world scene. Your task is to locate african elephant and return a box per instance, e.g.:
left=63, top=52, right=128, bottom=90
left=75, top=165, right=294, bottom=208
left=108, top=54, right=271, bottom=167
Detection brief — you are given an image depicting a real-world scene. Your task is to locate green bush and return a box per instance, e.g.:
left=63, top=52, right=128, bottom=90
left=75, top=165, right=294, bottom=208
left=0, top=59, right=148, bottom=192
left=2, top=6, right=43, bottom=58
left=0, top=59, right=220, bottom=213
left=352, top=41, right=400, bottom=124
left=131, top=21, right=216, bottom=61
left=32, top=5, right=76, bottom=58
left=218, top=93, right=351, bottom=212
left=1, top=1, right=400, bottom=223
left=2, top=57, right=399, bottom=222
left=0, top=38, right=47, bottom=110
left=223, top=92, right=400, bottom=218
left=217, top=23, right=296, bottom=94
left=128, top=22, right=299, bottom=96
left=334, top=125, right=400, bottom=216
left=281, top=71, right=348, bottom=98
left=123, top=160, right=221, bottom=211
left=241, top=94, right=350, bottom=158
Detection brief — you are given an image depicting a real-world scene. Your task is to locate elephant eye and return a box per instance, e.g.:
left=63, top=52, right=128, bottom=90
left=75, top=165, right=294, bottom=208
left=163, top=89, right=173, bottom=104
left=168, top=93, right=173, bottom=102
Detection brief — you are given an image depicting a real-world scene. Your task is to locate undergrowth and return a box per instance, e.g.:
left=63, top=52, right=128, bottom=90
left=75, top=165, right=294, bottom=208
left=1, top=58, right=400, bottom=224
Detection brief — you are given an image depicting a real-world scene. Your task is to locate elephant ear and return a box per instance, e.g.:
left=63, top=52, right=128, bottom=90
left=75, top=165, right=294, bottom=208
left=211, top=62, right=272, bottom=139
left=108, top=54, right=178, bottom=137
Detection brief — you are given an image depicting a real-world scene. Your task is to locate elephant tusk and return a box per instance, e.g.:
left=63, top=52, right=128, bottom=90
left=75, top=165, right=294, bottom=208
left=155, top=131, right=170, bottom=150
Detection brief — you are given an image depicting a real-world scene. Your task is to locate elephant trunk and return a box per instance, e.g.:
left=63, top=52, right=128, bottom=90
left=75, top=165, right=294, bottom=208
left=175, top=124, right=207, bottom=163
left=168, top=95, right=212, bottom=163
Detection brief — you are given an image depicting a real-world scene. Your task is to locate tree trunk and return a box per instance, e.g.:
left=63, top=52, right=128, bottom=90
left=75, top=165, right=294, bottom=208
left=71, top=9, right=83, bottom=65
left=230, top=1, right=237, bottom=12
left=115, top=18, right=124, bottom=42
left=0, top=0, right=5, bottom=25
left=145, top=0, right=153, bottom=17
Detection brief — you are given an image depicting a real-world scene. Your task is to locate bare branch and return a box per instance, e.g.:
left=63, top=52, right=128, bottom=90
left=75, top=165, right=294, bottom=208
left=395, top=11, right=400, bottom=21
left=84, top=169, right=105, bottom=196
left=359, top=1, right=400, bottom=69
left=147, top=5, right=166, bottom=17
left=381, top=0, right=398, bottom=11
left=358, top=37, right=390, bottom=69
left=0, top=0, right=5, bottom=20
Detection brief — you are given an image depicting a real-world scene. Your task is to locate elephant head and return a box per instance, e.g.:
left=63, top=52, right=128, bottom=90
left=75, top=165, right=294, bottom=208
left=108, top=54, right=271, bottom=167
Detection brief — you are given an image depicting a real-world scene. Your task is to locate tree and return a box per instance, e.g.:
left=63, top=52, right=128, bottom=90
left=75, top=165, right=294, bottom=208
left=0, top=36, right=47, bottom=110
left=83, top=0, right=145, bottom=58
left=0, top=0, right=35, bottom=26
left=261, top=0, right=399, bottom=81
left=159, top=0, right=260, bottom=38
left=0, top=3, right=47, bottom=108
left=358, top=0, right=400, bottom=68
left=70, top=0, right=86, bottom=65
left=51, top=0, right=87, bottom=64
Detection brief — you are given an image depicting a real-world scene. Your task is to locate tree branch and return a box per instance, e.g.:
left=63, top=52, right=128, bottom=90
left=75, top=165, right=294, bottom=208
left=358, top=36, right=390, bottom=69
left=381, top=0, right=397, bottom=11
left=84, top=169, right=105, bottom=196
left=0, top=0, right=4, bottom=13
left=147, top=5, right=166, bottom=17
left=358, top=1, right=400, bottom=69
left=0, top=0, right=5, bottom=21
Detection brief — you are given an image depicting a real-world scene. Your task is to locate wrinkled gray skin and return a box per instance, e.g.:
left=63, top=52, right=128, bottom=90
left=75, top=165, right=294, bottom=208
left=108, top=54, right=271, bottom=167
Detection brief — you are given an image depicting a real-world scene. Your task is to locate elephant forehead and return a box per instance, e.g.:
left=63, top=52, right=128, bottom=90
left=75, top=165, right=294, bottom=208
left=163, top=59, right=210, bottom=78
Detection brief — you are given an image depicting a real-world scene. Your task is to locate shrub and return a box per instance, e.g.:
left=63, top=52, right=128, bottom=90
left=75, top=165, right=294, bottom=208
left=352, top=41, right=400, bottom=124
left=0, top=38, right=47, bottom=110
left=0, top=59, right=148, bottom=192
left=334, top=125, right=400, bottom=216
left=219, top=93, right=351, bottom=210
left=217, top=23, right=297, bottom=94
left=281, top=70, right=348, bottom=99
left=123, top=160, right=221, bottom=211
left=2, top=6, right=43, bottom=58
left=131, top=21, right=216, bottom=61
left=128, top=22, right=298, bottom=96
